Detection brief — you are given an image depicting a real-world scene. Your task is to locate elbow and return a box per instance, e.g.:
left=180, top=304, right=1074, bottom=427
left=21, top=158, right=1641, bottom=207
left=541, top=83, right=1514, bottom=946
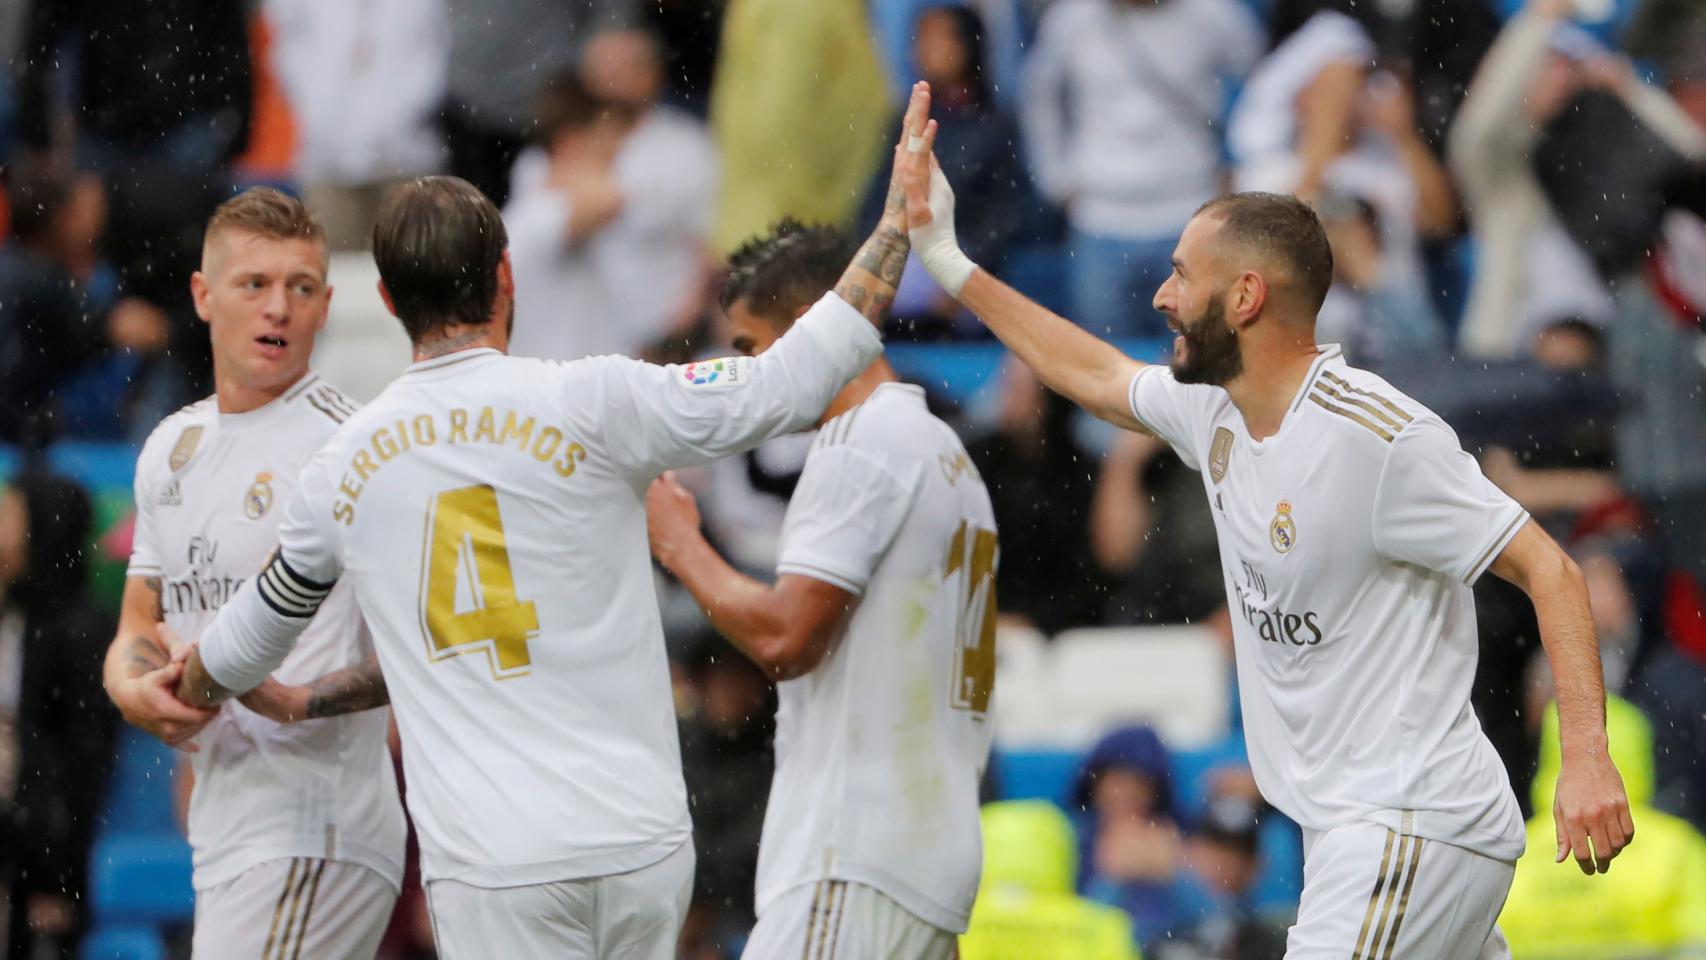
left=750, top=627, right=827, bottom=682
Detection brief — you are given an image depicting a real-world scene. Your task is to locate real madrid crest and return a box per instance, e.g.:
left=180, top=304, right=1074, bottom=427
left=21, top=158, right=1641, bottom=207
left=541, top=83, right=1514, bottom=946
left=245, top=472, right=274, bottom=520
left=1269, top=499, right=1297, bottom=554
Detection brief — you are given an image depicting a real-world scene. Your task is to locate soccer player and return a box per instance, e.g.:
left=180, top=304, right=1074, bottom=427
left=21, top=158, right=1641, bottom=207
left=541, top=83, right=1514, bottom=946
left=101, top=188, right=406, bottom=958
left=168, top=87, right=925, bottom=959
left=897, top=91, right=1633, bottom=956
left=645, top=218, right=997, bottom=959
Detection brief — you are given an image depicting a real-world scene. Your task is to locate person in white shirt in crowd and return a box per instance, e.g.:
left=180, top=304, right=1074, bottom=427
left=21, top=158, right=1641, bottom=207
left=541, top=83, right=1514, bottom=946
left=901, top=86, right=1633, bottom=956
left=168, top=85, right=921, bottom=951
left=506, top=32, right=719, bottom=363
left=267, top=0, right=448, bottom=250
left=1449, top=0, right=1706, bottom=358
left=1228, top=11, right=1458, bottom=322
left=1023, top=0, right=1262, bottom=338
left=101, top=188, right=406, bottom=959
left=647, top=213, right=997, bottom=959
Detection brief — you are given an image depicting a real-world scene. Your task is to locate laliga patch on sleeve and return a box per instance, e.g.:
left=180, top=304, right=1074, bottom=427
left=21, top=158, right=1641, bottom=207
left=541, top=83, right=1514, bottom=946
left=679, top=357, right=750, bottom=389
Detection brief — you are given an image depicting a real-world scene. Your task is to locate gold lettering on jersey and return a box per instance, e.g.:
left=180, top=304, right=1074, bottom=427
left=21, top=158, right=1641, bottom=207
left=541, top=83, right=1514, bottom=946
left=1209, top=428, right=1233, bottom=484
left=473, top=406, right=497, bottom=443
left=944, top=520, right=999, bottom=715
left=939, top=451, right=979, bottom=486
left=332, top=407, right=590, bottom=524
left=498, top=411, right=535, bottom=450
left=1269, top=499, right=1298, bottom=554
left=411, top=415, right=437, bottom=446
left=169, top=426, right=204, bottom=472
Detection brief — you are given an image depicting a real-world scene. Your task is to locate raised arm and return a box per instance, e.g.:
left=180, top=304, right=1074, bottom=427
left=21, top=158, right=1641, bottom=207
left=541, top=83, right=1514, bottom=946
left=240, top=654, right=389, bottom=723
left=899, top=97, right=1145, bottom=431
left=103, top=575, right=217, bottom=748
left=1490, top=520, right=1634, bottom=875
left=647, top=473, right=853, bottom=680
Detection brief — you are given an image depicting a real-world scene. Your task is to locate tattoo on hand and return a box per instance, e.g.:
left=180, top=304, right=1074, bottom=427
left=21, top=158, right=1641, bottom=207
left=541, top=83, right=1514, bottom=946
left=126, top=636, right=168, bottom=675
left=305, top=658, right=389, bottom=719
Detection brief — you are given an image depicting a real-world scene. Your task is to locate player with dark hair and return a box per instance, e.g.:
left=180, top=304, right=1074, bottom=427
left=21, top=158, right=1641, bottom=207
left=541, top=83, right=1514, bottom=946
left=648, top=211, right=997, bottom=958
left=899, top=85, right=1632, bottom=958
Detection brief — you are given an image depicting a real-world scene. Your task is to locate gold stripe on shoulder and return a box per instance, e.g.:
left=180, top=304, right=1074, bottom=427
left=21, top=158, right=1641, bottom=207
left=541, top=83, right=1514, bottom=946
left=1314, top=382, right=1406, bottom=432
left=1308, top=393, right=1394, bottom=442
left=1321, top=371, right=1412, bottom=424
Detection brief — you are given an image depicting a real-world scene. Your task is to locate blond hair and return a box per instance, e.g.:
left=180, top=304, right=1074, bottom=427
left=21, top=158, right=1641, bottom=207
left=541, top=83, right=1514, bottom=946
left=203, top=187, right=326, bottom=266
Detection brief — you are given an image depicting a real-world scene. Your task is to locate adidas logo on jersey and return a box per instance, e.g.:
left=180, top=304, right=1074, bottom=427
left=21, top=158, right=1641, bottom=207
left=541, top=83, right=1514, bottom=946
left=158, top=480, right=183, bottom=507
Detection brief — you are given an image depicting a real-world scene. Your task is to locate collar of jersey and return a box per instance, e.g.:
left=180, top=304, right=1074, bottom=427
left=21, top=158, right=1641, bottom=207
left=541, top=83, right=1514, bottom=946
left=1245, top=343, right=1343, bottom=456
left=873, top=381, right=926, bottom=403
left=403, top=347, right=504, bottom=376
left=216, top=374, right=319, bottom=431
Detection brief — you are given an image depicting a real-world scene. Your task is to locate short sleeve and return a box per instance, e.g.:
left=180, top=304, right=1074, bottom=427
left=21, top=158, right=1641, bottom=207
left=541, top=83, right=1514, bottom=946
left=1127, top=365, right=1211, bottom=471
left=1371, top=417, right=1529, bottom=584
left=591, top=293, right=883, bottom=479
left=775, top=444, right=922, bottom=596
left=126, top=441, right=163, bottom=578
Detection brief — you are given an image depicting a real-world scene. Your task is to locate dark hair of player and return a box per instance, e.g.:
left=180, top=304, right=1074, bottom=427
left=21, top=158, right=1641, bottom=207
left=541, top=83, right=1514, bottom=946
left=719, top=218, right=856, bottom=325
left=371, top=175, right=509, bottom=343
left=1195, top=192, right=1336, bottom=315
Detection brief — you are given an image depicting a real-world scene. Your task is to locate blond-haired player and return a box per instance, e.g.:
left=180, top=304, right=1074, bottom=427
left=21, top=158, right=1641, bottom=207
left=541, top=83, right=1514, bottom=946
left=167, top=126, right=918, bottom=954
left=102, top=188, right=405, bottom=958
left=899, top=85, right=1633, bottom=957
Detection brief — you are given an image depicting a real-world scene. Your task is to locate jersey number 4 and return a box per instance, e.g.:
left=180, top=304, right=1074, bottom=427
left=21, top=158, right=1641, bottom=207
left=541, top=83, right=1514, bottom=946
left=945, top=520, right=998, bottom=716
left=419, top=484, right=540, bottom=680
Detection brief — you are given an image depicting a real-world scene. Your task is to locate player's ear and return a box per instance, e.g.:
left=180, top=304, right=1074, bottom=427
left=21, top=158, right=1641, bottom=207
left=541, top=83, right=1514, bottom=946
left=315, top=284, right=334, bottom=334
left=1231, top=271, right=1267, bottom=329
left=190, top=271, right=213, bottom=325
left=376, top=279, right=399, bottom=319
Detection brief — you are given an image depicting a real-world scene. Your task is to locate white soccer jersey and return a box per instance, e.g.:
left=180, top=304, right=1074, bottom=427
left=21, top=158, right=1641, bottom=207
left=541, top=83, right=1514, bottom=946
left=127, top=376, right=406, bottom=892
left=759, top=382, right=999, bottom=933
left=1128, top=346, right=1527, bottom=861
left=197, top=294, right=883, bottom=888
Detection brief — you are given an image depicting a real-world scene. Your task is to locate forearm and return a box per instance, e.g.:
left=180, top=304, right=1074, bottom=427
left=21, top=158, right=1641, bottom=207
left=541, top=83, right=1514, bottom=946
left=177, top=650, right=238, bottom=708
left=302, top=656, right=389, bottom=718
left=1090, top=461, right=1149, bottom=573
left=667, top=533, right=791, bottom=669
left=1531, top=557, right=1608, bottom=751
left=1294, top=62, right=1363, bottom=195
left=105, top=576, right=170, bottom=691
left=834, top=205, right=910, bottom=327
left=1398, top=134, right=1459, bottom=238
left=1450, top=10, right=1556, bottom=168
left=959, top=269, right=1143, bottom=427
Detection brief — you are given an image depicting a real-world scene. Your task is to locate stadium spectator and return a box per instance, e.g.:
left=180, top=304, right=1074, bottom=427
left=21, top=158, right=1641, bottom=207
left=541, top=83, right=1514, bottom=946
left=1090, top=430, right=1223, bottom=627
left=869, top=0, right=1025, bottom=112
left=1073, top=725, right=1181, bottom=948
left=16, top=0, right=252, bottom=175
left=1314, top=189, right=1446, bottom=364
left=858, top=4, right=1028, bottom=341
left=267, top=0, right=449, bottom=249
left=1228, top=12, right=1457, bottom=322
left=0, top=165, right=172, bottom=449
left=441, top=0, right=633, bottom=206
left=959, top=800, right=1139, bottom=960
left=0, top=473, right=117, bottom=959
left=1146, top=795, right=1291, bottom=960
left=1450, top=0, right=1706, bottom=358
left=1499, top=696, right=1706, bottom=958
left=675, top=637, right=775, bottom=959
left=709, top=0, right=891, bottom=254
left=968, top=357, right=1108, bottom=636
left=1023, top=0, right=1262, bottom=339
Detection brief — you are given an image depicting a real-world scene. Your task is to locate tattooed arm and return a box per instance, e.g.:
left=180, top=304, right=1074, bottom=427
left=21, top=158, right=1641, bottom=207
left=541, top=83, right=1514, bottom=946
left=103, top=576, right=218, bottom=747
left=239, top=655, right=390, bottom=723
left=829, top=84, right=931, bottom=326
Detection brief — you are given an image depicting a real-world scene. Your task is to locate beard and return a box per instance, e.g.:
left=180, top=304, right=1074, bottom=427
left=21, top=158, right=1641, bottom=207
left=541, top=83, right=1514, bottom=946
left=1170, top=295, right=1243, bottom=386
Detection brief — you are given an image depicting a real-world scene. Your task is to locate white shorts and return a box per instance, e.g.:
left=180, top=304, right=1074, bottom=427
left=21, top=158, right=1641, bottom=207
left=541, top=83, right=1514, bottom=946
left=425, top=839, right=694, bottom=960
left=191, top=856, right=396, bottom=960
left=1289, top=822, right=1516, bottom=960
left=742, top=880, right=956, bottom=960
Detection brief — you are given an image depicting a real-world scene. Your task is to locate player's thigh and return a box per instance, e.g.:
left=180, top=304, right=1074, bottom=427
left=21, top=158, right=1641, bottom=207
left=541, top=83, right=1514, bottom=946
left=192, top=856, right=392, bottom=960
left=594, top=840, right=695, bottom=959
left=426, top=876, right=596, bottom=960
left=743, top=881, right=952, bottom=960
left=1287, top=823, right=1514, bottom=960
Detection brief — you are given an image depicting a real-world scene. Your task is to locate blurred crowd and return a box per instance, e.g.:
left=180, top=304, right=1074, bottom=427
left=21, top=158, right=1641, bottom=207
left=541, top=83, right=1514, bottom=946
left=3, top=0, right=1706, bottom=956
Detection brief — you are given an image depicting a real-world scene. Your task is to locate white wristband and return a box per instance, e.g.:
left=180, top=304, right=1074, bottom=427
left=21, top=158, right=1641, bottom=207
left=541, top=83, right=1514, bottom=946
left=907, top=164, right=976, bottom=298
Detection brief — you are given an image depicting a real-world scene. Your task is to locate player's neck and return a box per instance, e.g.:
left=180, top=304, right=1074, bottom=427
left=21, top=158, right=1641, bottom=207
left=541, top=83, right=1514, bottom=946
left=818, top=359, right=898, bottom=427
left=413, top=324, right=506, bottom=362
left=1224, top=340, right=1322, bottom=442
left=214, top=366, right=309, bottom=415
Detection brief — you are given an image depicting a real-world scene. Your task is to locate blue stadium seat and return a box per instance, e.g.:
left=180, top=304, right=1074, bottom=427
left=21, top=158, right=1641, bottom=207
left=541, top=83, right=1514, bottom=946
left=1002, top=244, right=1072, bottom=317
left=101, top=727, right=180, bottom=835
left=81, top=925, right=167, bottom=960
left=89, top=834, right=194, bottom=925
